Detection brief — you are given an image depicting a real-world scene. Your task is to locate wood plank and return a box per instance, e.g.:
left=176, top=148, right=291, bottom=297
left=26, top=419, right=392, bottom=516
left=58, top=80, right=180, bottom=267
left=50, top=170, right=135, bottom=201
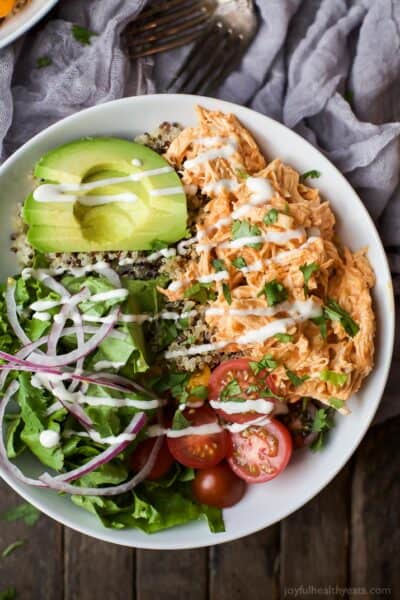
left=0, top=483, right=63, bottom=599
left=209, top=524, right=280, bottom=600
left=64, top=527, right=134, bottom=600
left=136, top=549, right=208, bottom=600
left=351, top=416, right=400, bottom=598
left=280, top=464, right=350, bottom=598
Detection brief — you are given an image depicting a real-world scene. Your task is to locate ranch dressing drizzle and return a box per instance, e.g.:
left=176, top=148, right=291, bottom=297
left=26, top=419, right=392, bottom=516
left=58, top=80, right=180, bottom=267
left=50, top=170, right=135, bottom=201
left=63, top=429, right=137, bottom=445
left=203, top=179, right=239, bottom=194
left=32, top=166, right=175, bottom=205
left=210, top=398, right=275, bottom=415
left=53, top=386, right=162, bottom=410
left=184, top=138, right=238, bottom=169
left=33, top=311, right=52, bottom=321
left=39, top=429, right=60, bottom=449
left=198, top=271, right=229, bottom=284
left=164, top=300, right=322, bottom=359
left=197, top=227, right=306, bottom=253
left=93, top=361, right=125, bottom=371
left=150, top=187, right=182, bottom=197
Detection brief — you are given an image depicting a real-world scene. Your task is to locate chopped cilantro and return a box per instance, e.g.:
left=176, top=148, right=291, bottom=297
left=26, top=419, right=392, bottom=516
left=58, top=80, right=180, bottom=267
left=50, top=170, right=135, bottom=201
left=1, top=540, right=24, bottom=558
left=329, top=397, right=345, bottom=410
left=249, top=354, right=278, bottom=375
left=72, top=24, right=96, bottom=45
left=263, top=208, right=278, bottom=226
left=153, top=372, right=190, bottom=403
left=311, top=315, right=328, bottom=339
left=310, top=408, right=334, bottom=452
left=236, top=168, right=249, bottom=179
left=274, top=333, right=294, bottom=343
left=319, top=370, right=348, bottom=387
left=324, top=299, right=359, bottom=337
left=220, top=378, right=241, bottom=401
left=261, top=387, right=283, bottom=401
left=190, top=385, right=208, bottom=400
left=1, top=503, right=40, bottom=527
left=231, top=220, right=262, bottom=249
left=285, top=367, right=309, bottom=387
left=212, top=259, right=226, bottom=272
left=222, top=283, right=232, bottom=305
left=184, top=282, right=216, bottom=304
left=300, top=170, right=321, bottom=181
left=300, top=262, right=320, bottom=295
left=232, top=256, right=247, bottom=269
left=246, top=384, right=260, bottom=394
left=172, top=410, right=191, bottom=430
left=344, top=89, right=353, bottom=105
left=258, top=279, right=288, bottom=306
left=36, top=56, right=52, bottom=68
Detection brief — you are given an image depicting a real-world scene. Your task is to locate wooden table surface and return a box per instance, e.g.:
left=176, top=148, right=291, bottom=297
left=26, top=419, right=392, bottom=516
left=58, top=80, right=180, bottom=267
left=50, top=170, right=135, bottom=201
left=0, top=416, right=398, bottom=600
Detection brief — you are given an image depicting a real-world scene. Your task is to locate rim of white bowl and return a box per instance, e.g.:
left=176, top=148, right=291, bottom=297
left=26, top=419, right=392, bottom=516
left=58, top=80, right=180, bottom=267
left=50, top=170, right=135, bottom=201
left=0, top=94, right=395, bottom=549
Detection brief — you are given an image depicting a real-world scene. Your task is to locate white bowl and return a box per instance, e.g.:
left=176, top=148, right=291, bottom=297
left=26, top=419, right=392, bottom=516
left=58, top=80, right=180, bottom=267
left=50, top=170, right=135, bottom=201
left=0, top=95, right=394, bottom=549
left=0, top=0, right=58, bottom=49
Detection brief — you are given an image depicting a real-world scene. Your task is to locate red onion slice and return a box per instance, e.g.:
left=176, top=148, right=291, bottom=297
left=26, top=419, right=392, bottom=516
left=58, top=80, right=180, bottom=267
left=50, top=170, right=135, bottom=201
left=0, top=381, right=46, bottom=488
left=27, top=308, right=119, bottom=367
left=47, top=287, right=91, bottom=355
left=39, top=433, right=162, bottom=496
left=49, top=381, right=93, bottom=429
left=5, top=279, right=31, bottom=346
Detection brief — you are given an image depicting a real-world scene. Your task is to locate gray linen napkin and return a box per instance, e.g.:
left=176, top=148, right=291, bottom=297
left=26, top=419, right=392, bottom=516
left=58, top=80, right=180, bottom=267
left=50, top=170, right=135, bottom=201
left=0, top=0, right=399, bottom=421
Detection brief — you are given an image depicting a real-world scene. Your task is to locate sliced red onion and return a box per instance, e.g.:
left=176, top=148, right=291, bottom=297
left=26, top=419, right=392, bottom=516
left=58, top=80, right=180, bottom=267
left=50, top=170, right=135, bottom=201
left=39, top=411, right=147, bottom=490
left=27, top=308, right=119, bottom=367
left=0, top=381, right=46, bottom=488
left=33, top=270, right=71, bottom=298
left=5, top=279, right=31, bottom=346
left=47, top=287, right=91, bottom=355
left=94, top=265, right=121, bottom=288
left=39, top=432, right=162, bottom=496
left=49, top=381, right=93, bottom=429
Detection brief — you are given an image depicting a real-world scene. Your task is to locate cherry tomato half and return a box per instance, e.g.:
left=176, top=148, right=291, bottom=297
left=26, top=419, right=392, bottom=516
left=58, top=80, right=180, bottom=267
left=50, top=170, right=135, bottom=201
left=131, top=437, right=174, bottom=481
left=209, top=358, right=278, bottom=424
left=167, top=405, right=230, bottom=469
left=192, top=462, right=246, bottom=508
left=228, top=418, right=293, bottom=483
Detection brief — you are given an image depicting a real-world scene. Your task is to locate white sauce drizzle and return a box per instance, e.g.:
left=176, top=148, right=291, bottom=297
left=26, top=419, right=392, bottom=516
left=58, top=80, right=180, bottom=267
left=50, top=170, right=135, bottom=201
left=197, top=227, right=306, bottom=253
left=39, top=429, right=60, bottom=449
left=203, top=179, right=239, bottom=194
left=131, top=158, right=142, bottom=167
left=93, top=361, right=125, bottom=371
left=210, top=398, right=275, bottom=415
left=33, top=311, right=52, bottom=321
left=89, top=289, right=128, bottom=303
left=198, top=270, right=229, bottom=284
left=184, top=141, right=238, bottom=169
left=32, top=166, right=176, bottom=206
left=224, top=417, right=271, bottom=433
left=146, top=248, right=177, bottom=262
left=53, top=386, right=162, bottom=410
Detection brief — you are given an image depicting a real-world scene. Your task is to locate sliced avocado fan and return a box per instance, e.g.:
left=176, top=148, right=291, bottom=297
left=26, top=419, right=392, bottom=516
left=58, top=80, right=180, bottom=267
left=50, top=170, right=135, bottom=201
left=23, top=137, right=187, bottom=252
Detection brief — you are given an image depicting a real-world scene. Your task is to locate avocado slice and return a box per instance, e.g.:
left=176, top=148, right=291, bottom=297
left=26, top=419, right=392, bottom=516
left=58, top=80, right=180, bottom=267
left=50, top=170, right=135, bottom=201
left=24, top=138, right=187, bottom=252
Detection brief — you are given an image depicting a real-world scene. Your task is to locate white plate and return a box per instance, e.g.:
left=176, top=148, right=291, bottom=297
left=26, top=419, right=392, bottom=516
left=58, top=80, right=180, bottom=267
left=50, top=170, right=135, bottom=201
left=0, top=94, right=394, bottom=549
left=0, top=0, right=58, bottom=49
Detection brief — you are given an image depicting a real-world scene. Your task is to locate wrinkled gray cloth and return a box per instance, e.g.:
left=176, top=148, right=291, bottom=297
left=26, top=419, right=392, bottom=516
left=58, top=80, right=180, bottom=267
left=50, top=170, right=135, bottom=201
left=0, top=0, right=399, bottom=421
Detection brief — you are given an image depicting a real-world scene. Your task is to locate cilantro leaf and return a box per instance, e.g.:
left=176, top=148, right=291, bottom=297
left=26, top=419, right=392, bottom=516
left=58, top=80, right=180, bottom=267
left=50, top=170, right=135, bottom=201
left=258, top=279, right=288, bottom=306
left=222, top=283, right=232, bottom=305
left=184, top=282, right=216, bottom=304
left=171, top=410, right=191, bottom=430
left=263, top=208, right=278, bottom=226
left=300, top=170, right=321, bottom=181
left=72, top=24, right=96, bottom=45
left=310, top=408, right=334, bottom=452
left=212, top=259, right=226, bottom=272
left=153, top=372, right=190, bottom=403
left=285, top=367, right=309, bottom=387
left=236, top=168, right=249, bottom=179
left=189, top=385, right=208, bottom=401
left=300, top=262, right=319, bottom=295
left=312, top=315, right=328, bottom=340
left=36, top=56, right=52, bottom=69
left=220, top=378, right=241, bottom=401
left=1, top=503, right=40, bottom=527
left=231, top=220, right=262, bottom=249
left=232, top=256, right=247, bottom=269
left=1, top=540, right=24, bottom=558
left=319, top=370, right=348, bottom=387
left=329, top=397, right=345, bottom=410
left=249, top=354, right=278, bottom=375
left=274, top=333, right=294, bottom=343
left=324, top=299, right=359, bottom=337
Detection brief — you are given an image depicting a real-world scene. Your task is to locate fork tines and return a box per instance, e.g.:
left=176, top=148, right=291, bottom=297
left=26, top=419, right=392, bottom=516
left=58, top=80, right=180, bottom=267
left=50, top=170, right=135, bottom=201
left=126, top=0, right=215, bottom=59
left=166, top=20, right=245, bottom=95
